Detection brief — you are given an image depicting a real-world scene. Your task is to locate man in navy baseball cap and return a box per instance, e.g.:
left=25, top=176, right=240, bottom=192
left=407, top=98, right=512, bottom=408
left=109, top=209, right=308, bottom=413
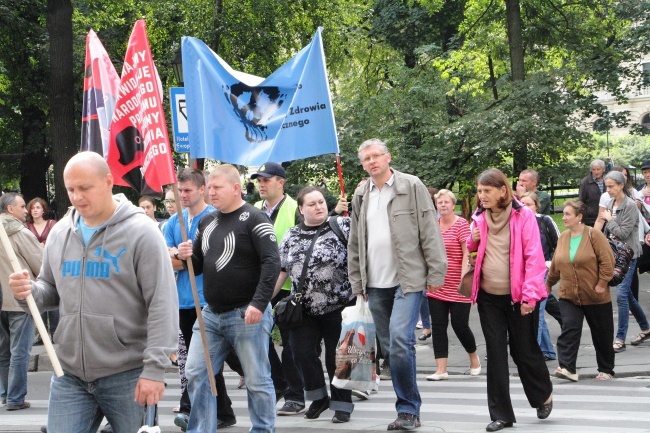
left=251, top=162, right=286, bottom=179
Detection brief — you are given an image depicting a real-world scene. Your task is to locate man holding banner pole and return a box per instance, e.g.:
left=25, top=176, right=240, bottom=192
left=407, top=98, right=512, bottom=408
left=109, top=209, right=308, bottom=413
left=9, top=152, right=178, bottom=433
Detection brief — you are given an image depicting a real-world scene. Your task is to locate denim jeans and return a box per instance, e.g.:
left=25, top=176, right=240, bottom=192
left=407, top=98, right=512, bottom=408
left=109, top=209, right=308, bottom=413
left=616, top=259, right=650, bottom=342
left=0, top=311, right=34, bottom=405
left=419, top=292, right=431, bottom=330
left=367, top=286, right=421, bottom=416
left=46, top=367, right=144, bottom=433
left=537, top=298, right=557, bottom=359
left=186, top=305, right=275, bottom=433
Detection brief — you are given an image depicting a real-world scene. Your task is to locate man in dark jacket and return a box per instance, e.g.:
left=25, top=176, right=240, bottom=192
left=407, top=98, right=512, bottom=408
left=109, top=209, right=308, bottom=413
left=578, top=159, right=606, bottom=227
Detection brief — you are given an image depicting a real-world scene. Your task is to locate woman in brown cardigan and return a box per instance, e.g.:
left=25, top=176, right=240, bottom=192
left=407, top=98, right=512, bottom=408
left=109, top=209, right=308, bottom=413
left=546, top=200, right=615, bottom=381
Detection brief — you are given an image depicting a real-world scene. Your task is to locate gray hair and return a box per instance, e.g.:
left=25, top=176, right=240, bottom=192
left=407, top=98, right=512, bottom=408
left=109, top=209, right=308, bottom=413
left=519, top=169, right=539, bottom=182
left=358, top=138, right=388, bottom=158
left=590, top=159, right=606, bottom=169
left=0, top=192, right=22, bottom=213
left=604, top=170, right=625, bottom=186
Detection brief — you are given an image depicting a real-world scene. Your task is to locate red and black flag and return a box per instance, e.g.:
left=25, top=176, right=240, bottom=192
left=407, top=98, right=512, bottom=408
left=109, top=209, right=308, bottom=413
left=80, top=30, right=120, bottom=156
left=107, top=20, right=176, bottom=197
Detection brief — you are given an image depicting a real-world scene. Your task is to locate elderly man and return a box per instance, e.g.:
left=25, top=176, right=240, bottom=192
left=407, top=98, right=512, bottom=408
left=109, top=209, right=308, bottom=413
left=179, top=164, right=280, bottom=433
left=0, top=193, right=42, bottom=411
left=516, top=169, right=551, bottom=215
left=9, top=152, right=178, bottom=433
left=348, top=138, right=447, bottom=430
left=578, top=159, right=606, bottom=227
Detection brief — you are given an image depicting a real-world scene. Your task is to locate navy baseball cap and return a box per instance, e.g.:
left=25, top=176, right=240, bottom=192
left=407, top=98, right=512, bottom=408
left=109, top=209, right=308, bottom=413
left=642, top=160, right=650, bottom=170
left=251, top=162, right=286, bottom=179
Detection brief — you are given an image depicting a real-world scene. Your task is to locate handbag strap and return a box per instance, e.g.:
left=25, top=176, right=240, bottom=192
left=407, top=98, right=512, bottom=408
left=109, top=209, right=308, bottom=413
left=295, top=222, right=327, bottom=295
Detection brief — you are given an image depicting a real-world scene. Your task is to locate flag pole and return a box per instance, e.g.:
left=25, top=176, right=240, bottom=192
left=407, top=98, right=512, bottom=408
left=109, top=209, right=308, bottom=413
left=335, top=154, right=347, bottom=216
left=0, top=223, right=64, bottom=377
left=172, top=184, right=218, bottom=396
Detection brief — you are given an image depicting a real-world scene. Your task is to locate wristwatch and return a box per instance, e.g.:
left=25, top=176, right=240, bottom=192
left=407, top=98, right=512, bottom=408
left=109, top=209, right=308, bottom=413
left=174, top=252, right=180, bottom=260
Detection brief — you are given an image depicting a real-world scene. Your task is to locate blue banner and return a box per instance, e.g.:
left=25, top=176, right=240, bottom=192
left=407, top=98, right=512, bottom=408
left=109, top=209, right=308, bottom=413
left=181, top=28, right=339, bottom=166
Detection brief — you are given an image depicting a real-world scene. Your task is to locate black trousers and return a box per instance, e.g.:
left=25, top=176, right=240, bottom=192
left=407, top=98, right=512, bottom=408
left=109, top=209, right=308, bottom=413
left=557, top=299, right=614, bottom=375
left=269, top=290, right=305, bottom=404
left=178, top=308, right=236, bottom=421
left=477, top=290, right=553, bottom=423
left=289, top=309, right=353, bottom=411
left=428, top=298, right=476, bottom=359
left=544, top=293, right=563, bottom=326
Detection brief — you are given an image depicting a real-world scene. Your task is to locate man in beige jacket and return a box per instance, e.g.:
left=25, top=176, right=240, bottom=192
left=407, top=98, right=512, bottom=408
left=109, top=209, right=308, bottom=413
left=0, top=192, right=43, bottom=411
left=348, top=139, right=447, bottom=430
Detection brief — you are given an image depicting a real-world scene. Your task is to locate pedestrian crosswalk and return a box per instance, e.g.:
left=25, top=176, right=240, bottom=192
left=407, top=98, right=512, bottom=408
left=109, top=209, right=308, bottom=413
left=2, top=372, right=650, bottom=432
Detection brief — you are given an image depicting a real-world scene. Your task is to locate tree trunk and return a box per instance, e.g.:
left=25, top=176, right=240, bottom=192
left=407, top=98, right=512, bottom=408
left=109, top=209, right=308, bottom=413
left=47, top=0, right=76, bottom=215
left=19, top=106, right=50, bottom=202
left=504, top=0, right=527, bottom=174
left=211, top=0, right=224, bottom=53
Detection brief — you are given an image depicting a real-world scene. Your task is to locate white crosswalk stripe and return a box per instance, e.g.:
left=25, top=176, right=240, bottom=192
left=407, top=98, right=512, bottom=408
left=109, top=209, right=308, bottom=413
left=2, top=373, right=649, bottom=432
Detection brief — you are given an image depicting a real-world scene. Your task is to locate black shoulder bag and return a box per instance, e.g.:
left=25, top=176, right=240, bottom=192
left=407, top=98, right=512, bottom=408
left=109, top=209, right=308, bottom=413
left=274, top=223, right=327, bottom=330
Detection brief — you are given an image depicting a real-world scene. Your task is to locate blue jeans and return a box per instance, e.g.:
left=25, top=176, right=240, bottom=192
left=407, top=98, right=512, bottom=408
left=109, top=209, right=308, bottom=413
left=186, top=305, right=275, bottom=433
left=537, top=298, right=556, bottom=359
left=616, top=259, right=650, bottom=342
left=0, top=311, right=34, bottom=405
left=367, top=286, right=421, bottom=416
left=419, top=292, right=431, bottom=330
left=46, top=367, right=144, bottom=433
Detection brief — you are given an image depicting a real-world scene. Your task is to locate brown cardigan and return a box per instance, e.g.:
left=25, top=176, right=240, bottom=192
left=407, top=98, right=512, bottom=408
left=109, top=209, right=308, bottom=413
left=546, top=225, right=614, bottom=306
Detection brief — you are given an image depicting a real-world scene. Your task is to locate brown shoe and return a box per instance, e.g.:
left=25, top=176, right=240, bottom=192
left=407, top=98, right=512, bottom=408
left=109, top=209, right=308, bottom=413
left=7, top=401, right=31, bottom=411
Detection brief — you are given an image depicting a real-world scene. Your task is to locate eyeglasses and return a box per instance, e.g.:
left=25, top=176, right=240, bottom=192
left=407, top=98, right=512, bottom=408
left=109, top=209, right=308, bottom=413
left=361, top=153, right=387, bottom=164
left=163, top=199, right=175, bottom=205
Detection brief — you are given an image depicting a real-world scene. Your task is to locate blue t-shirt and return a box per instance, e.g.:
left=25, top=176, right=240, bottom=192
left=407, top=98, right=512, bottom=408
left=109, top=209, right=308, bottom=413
left=78, top=217, right=102, bottom=246
left=164, top=206, right=216, bottom=309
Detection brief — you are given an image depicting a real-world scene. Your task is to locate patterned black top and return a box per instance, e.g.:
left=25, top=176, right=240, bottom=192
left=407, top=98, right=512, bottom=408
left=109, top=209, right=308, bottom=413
left=279, top=217, right=353, bottom=316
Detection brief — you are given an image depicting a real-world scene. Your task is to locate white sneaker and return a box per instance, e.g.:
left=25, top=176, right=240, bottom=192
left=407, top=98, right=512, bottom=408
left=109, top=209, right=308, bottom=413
left=555, top=367, right=578, bottom=382
left=426, top=372, right=449, bottom=381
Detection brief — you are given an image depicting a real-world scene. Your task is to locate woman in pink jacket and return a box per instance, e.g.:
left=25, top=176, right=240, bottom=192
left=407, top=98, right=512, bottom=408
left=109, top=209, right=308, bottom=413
left=467, top=168, right=553, bottom=432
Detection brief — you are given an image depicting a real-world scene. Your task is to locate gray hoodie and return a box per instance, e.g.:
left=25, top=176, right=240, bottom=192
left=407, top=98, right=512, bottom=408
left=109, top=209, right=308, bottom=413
left=25, top=194, right=179, bottom=382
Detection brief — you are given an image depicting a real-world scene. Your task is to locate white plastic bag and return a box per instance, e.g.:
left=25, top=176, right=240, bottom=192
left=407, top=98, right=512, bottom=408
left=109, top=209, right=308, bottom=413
left=332, top=297, right=377, bottom=391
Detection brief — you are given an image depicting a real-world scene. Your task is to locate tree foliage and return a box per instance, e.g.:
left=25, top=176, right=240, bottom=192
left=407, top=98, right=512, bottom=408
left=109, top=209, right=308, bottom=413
left=0, top=0, right=648, bottom=210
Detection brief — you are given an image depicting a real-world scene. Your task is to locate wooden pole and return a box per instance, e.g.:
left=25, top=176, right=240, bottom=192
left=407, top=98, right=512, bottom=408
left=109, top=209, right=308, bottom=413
left=172, top=184, right=218, bottom=396
left=335, top=154, right=347, bottom=216
left=0, top=222, right=63, bottom=377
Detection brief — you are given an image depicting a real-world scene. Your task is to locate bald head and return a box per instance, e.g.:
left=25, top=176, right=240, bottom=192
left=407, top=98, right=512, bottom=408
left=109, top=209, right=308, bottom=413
left=63, top=151, right=116, bottom=227
left=64, top=151, right=111, bottom=178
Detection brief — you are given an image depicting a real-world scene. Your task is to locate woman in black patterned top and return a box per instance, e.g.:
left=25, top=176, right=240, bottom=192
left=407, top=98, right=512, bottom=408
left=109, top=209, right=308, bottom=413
left=275, top=186, right=354, bottom=423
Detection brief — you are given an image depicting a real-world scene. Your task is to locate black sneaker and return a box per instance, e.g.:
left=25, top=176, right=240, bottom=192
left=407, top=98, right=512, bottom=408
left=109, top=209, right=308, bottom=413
left=304, top=396, right=330, bottom=419
left=387, top=413, right=421, bottom=430
left=332, top=411, right=351, bottom=423
left=217, top=417, right=237, bottom=428
left=277, top=401, right=306, bottom=416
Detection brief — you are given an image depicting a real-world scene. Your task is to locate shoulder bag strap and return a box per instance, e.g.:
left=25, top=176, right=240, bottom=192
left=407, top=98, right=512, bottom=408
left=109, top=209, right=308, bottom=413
left=295, top=222, right=327, bottom=294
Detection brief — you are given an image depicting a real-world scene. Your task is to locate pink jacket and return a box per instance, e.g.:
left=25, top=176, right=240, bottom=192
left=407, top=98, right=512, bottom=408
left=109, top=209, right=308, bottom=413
left=466, top=200, right=547, bottom=307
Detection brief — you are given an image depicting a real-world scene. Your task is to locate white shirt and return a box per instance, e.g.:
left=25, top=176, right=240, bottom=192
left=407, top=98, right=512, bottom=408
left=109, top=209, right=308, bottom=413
left=365, top=174, right=399, bottom=288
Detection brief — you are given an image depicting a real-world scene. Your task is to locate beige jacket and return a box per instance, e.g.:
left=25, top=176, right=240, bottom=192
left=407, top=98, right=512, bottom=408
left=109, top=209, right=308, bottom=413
left=0, top=214, right=43, bottom=311
left=348, top=169, right=447, bottom=294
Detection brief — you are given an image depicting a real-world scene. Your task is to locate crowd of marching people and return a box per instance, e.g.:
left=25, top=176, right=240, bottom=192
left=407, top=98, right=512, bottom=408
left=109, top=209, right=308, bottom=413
left=2, top=147, right=650, bottom=433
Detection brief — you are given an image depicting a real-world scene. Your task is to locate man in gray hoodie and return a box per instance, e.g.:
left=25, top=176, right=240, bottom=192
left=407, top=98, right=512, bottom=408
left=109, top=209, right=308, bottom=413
left=0, top=192, right=42, bottom=411
left=9, top=152, right=178, bottom=433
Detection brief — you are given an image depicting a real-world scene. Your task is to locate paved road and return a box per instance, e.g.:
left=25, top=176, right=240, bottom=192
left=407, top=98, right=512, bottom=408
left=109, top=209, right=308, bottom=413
left=1, top=370, right=650, bottom=432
